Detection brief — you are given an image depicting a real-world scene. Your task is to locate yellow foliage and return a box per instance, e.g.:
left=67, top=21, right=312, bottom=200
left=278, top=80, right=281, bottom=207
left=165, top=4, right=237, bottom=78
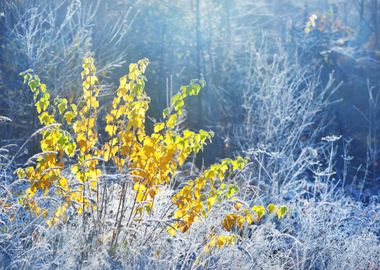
left=203, top=233, right=238, bottom=252
left=16, top=57, right=285, bottom=254
left=305, top=14, right=318, bottom=33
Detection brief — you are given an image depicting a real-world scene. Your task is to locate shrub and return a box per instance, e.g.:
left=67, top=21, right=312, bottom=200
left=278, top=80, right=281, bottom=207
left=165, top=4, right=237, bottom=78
left=8, top=57, right=287, bottom=268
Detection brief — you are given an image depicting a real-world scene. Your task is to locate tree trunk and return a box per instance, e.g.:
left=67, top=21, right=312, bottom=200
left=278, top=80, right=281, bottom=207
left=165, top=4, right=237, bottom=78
left=372, top=0, right=378, bottom=47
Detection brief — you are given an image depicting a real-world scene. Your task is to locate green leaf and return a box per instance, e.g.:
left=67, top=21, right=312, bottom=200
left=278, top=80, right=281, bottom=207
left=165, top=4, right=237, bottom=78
left=277, top=206, right=288, bottom=219
left=199, top=129, right=213, bottom=141
left=226, top=184, right=238, bottom=198
left=55, top=98, right=68, bottom=114
left=57, top=135, right=69, bottom=147
left=38, top=112, right=54, bottom=125
left=267, top=204, right=277, bottom=214
left=15, top=168, right=26, bottom=179
left=163, top=108, right=169, bottom=118
left=65, top=142, right=76, bottom=157
left=71, top=104, right=77, bottom=114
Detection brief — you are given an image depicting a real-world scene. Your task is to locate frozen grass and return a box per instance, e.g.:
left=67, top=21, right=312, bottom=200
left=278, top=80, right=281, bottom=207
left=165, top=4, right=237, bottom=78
left=0, top=0, right=132, bottom=96
left=1, top=136, right=379, bottom=270
left=1, top=0, right=379, bottom=269
left=1, top=29, right=379, bottom=270
left=2, top=185, right=379, bottom=270
left=1, top=45, right=380, bottom=269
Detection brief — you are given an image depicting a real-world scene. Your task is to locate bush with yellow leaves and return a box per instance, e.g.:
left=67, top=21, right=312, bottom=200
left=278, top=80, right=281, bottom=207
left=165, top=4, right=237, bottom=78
left=14, top=57, right=287, bottom=257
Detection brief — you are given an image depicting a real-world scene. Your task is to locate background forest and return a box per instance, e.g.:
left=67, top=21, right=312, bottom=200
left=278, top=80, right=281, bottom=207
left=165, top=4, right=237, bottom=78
left=0, top=0, right=380, bottom=269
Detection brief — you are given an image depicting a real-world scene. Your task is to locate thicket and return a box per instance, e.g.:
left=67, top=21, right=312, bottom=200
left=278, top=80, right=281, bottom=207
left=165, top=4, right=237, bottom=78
left=0, top=57, right=288, bottom=269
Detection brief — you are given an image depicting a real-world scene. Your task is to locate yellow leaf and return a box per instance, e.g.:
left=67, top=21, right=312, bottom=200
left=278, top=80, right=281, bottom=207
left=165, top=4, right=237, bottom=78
left=120, top=76, right=127, bottom=87
left=71, top=104, right=77, bottom=114
left=84, top=57, right=94, bottom=65
left=71, top=164, right=80, bottom=175
left=246, top=212, right=254, bottom=225
left=234, top=202, right=243, bottom=211
left=154, top=122, right=165, bottom=133
left=86, top=96, right=99, bottom=109
left=86, top=75, right=98, bottom=85
left=25, top=167, right=34, bottom=178
left=105, top=114, right=114, bottom=124
left=103, top=145, right=118, bottom=161
left=15, top=168, right=26, bottom=179
left=111, top=109, right=123, bottom=119
left=64, top=111, right=75, bottom=124
left=252, top=205, right=265, bottom=220
left=133, top=182, right=146, bottom=192
left=128, top=63, right=139, bottom=80
left=113, top=156, right=125, bottom=171
left=90, top=179, right=97, bottom=190
left=167, top=224, right=177, bottom=237
left=65, top=142, right=76, bottom=157
left=26, top=187, right=36, bottom=198
left=207, top=196, right=217, bottom=210
left=183, top=130, right=194, bottom=138
left=237, top=215, right=245, bottom=228
left=58, top=177, right=68, bottom=189
left=105, top=125, right=117, bottom=136
left=40, top=83, right=46, bottom=92
left=136, top=191, right=145, bottom=202
left=222, top=214, right=237, bottom=231
left=36, top=100, right=42, bottom=113
left=166, top=114, right=177, bottom=129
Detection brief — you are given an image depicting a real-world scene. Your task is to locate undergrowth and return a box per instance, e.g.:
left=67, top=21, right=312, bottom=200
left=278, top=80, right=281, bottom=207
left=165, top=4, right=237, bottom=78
left=0, top=57, right=287, bottom=269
